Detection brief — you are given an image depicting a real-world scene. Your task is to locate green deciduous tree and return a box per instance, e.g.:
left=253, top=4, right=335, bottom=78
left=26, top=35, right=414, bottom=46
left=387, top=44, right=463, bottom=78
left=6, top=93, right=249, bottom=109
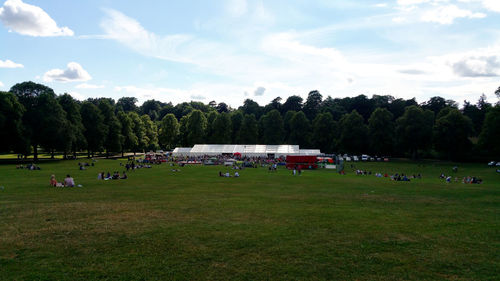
left=478, top=105, right=500, bottom=158
left=434, top=108, right=473, bottom=160
left=283, top=110, right=296, bottom=142
left=58, top=93, right=86, bottom=158
left=396, top=105, right=434, bottom=159
left=186, top=110, right=207, bottom=146
left=368, top=108, right=394, bottom=156
left=140, top=99, right=162, bottom=121
left=261, top=109, right=284, bottom=144
left=303, top=90, right=322, bottom=120
left=0, top=91, right=26, bottom=153
left=282, top=95, right=303, bottom=113
left=230, top=111, right=243, bottom=144
left=206, top=111, right=219, bottom=143
left=239, top=114, right=258, bottom=144
left=312, top=112, right=337, bottom=153
left=239, top=99, right=263, bottom=119
left=159, top=113, right=179, bottom=150
left=117, top=111, right=138, bottom=157
left=116, top=97, right=138, bottom=112
left=212, top=112, right=232, bottom=144
left=128, top=111, right=147, bottom=154
left=289, top=111, right=311, bottom=147
left=338, top=110, right=369, bottom=154
left=99, top=99, right=123, bottom=157
left=178, top=115, right=189, bottom=146
left=81, top=102, right=107, bottom=158
left=141, top=114, right=158, bottom=151
left=28, top=92, right=68, bottom=159
left=10, top=82, right=56, bottom=160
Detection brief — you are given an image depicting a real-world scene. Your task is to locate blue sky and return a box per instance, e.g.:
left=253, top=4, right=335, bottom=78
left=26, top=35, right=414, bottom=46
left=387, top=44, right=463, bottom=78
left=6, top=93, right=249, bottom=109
left=1, top=0, right=499, bottom=107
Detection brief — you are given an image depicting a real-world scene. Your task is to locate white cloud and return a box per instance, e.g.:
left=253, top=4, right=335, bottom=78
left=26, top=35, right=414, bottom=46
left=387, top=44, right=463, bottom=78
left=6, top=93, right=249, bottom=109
left=101, top=9, right=195, bottom=64
left=452, top=56, right=500, bottom=77
left=0, top=59, right=23, bottom=68
left=76, top=83, right=104, bottom=89
left=421, top=5, right=486, bottom=24
left=103, top=8, right=498, bottom=107
left=482, top=0, right=500, bottom=12
left=0, top=0, right=73, bottom=36
left=397, top=0, right=429, bottom=6
left=43, top=62, right=91, bottom=82
left=0, top=81, right=4, bottom=87
left=68, top=91, right=85, bottom=101
left=437, top=46, right=500, bottom=77
left=226, top=0, right=248, bottom=17
left=374, top=3, right=388, bottom=8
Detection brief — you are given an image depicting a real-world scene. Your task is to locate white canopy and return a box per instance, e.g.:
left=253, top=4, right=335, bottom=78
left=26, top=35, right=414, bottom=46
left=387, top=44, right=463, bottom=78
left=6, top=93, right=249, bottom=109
left=172, top=144, right=322, bottom=157
left=171, top=147, right=192, bottom=156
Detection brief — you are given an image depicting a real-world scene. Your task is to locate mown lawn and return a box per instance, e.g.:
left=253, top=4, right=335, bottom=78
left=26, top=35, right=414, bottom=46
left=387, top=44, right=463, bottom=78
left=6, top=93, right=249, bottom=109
left=0, top=159, right=498, bottom=280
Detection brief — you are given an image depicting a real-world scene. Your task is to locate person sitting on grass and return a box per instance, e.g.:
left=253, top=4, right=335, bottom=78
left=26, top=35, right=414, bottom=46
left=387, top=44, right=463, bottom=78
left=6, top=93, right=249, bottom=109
left=64, top=174, right=75, bottom=187
left=50, top=175, right=57, bottom=187
left=120, top=171, right=128, bottom=179
left=234, top=171, right=239, bottom=177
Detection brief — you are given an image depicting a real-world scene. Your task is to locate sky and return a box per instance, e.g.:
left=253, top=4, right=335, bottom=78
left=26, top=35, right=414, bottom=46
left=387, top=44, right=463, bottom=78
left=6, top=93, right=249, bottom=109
left=1, top=0, right=499, bottom=107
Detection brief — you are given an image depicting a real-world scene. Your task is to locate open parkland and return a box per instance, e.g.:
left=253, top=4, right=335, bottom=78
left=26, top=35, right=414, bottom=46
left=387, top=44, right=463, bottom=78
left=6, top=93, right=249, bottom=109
left=0, top=156, right=498, bottom=280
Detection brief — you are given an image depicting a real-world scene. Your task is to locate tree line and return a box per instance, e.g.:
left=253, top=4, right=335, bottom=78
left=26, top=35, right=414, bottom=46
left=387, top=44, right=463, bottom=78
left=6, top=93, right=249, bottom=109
left=1, top=81, right=499, bottom=161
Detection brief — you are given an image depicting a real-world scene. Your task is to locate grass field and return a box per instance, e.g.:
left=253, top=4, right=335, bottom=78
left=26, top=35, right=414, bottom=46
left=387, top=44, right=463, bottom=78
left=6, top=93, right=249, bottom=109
left=0, top=159, right=498, bottom=280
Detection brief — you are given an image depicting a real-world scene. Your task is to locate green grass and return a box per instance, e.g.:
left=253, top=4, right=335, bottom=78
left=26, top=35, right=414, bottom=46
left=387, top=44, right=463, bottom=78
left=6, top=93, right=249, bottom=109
left=0, top=159, right=498, bottom=280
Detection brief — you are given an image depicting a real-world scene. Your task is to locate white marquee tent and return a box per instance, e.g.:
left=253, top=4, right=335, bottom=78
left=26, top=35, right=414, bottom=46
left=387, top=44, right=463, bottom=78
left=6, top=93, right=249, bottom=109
left=172, top=144, right=321, bottom=157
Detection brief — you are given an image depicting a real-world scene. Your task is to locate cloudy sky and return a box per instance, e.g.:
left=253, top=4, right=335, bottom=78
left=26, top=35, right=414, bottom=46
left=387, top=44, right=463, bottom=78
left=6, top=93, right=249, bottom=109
left=1, top=0, right=499, bottom=107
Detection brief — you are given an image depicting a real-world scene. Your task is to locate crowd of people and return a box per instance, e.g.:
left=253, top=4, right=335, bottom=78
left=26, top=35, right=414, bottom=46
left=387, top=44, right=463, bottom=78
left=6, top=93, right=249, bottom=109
left=98, top=171, right=128, bottom=180
left=439, top=173, right=483, bottom=184
left=78, top=162, right=94, bottom=170
left=219, top=171, right=239, bottom=177
left=16, top=163, right=40, bottom=170
left=171, top=154, right=286, bottom=168
left=352, top=167, right=422, bottom=182
left=122, top=160, right=152, bottom=171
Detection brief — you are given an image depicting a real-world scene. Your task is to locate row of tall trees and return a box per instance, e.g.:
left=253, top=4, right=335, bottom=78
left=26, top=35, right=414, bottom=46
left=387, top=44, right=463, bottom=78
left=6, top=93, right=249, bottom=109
left=1, top=81, right=499, bottom=160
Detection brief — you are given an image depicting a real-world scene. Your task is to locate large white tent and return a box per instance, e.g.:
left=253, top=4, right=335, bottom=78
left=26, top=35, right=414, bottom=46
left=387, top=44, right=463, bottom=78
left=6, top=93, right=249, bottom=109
left=171, top=147, right=193, bottom=156
left=172, top=144, right=321, bottom=157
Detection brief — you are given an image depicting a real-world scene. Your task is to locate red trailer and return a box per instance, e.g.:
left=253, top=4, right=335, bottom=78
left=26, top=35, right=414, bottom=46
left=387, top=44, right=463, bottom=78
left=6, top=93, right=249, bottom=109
left=286, top=155, right=318, bottom=170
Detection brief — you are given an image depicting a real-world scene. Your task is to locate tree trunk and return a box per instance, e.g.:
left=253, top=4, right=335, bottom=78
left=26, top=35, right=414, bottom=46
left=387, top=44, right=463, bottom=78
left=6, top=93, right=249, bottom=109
left=51, top=149, right=55, bottom=159
left=63, top=150, right=67, bottom=160
left=121, top=150, right=124, bottom=157
left=87, top=148, right=91, bottom=159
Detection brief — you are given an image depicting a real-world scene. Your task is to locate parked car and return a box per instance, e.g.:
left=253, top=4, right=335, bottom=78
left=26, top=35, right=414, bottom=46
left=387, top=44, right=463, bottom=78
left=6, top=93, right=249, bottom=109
left=488, top=161, right=496, bottom=166
left=361, top=154, right=369, bottom=161
left=345, top=156, right=352, bottom=162
left=353, top=156, right=359, bottom=161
